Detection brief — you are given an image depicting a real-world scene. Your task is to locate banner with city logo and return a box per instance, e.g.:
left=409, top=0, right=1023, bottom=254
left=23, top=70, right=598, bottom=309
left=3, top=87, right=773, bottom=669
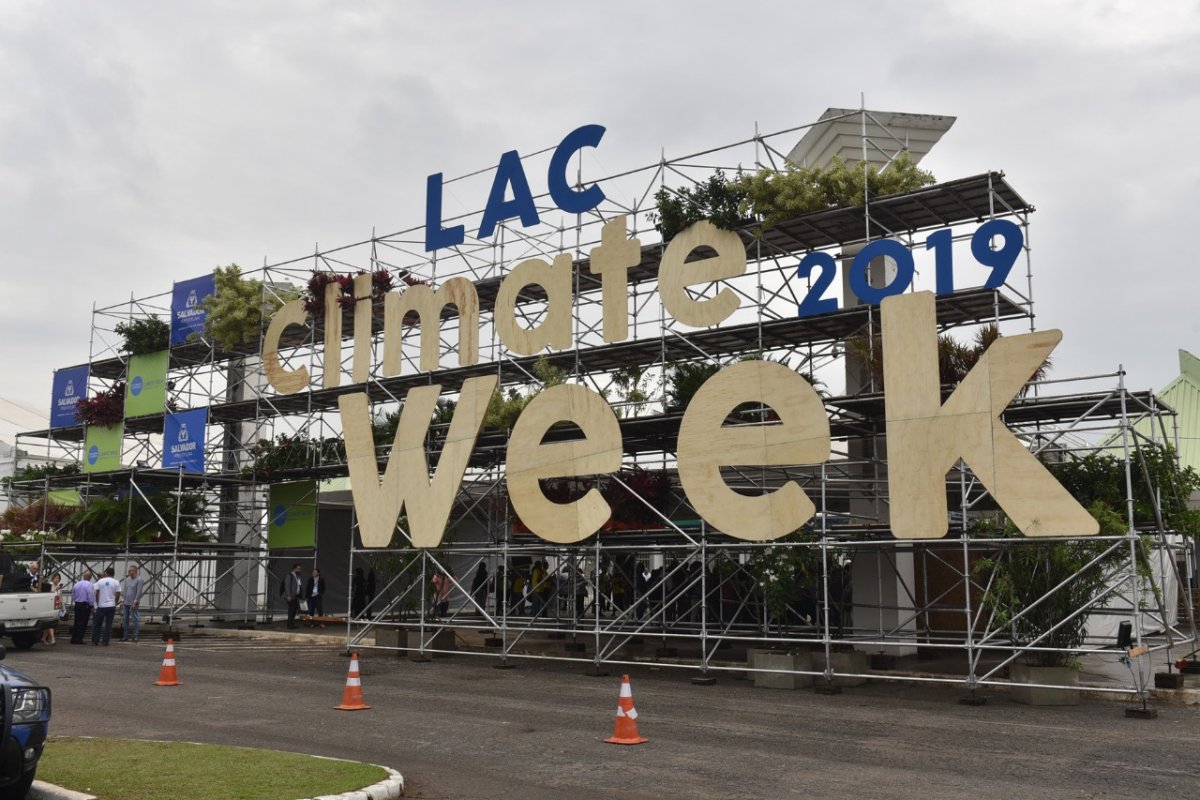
left=162, top=408, right=207, bottom=472
left=170, top=272, right=216, bottom=346
left=124, top=350, right=169, bottom=418
left=83, top=423, right=124, bottom=473
left=49, top=365, right=89, bottom=428
left=267, top=480, right=318, bottom=549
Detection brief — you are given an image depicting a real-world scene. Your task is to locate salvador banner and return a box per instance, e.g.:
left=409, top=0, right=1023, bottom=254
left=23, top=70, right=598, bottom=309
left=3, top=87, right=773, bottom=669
left=50, top=365, right=89, bottom=428
left=163, top=408, right=207, bottom=472
left=268, top=480, right=318, bottom=549
left=125, top=350, right=169, bottom=418
left=83, top=423, right=124, bottom=473
left=170, top=272, right=216, bottom=345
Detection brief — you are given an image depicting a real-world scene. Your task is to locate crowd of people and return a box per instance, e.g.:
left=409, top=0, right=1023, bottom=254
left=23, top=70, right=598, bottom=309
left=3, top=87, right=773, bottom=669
left=427, top=559, right=715, bottom=623
left=24, top=562, right=146, bottom=646
left=279, top=563, right=376, bottom=628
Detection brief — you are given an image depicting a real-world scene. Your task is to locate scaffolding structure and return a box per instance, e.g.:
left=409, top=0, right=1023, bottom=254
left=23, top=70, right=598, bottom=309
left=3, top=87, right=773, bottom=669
left=7, top=110, right=1195, bottom=697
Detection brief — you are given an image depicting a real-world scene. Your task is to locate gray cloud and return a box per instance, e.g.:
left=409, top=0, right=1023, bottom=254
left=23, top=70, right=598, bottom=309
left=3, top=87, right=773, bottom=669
left=0, top=0, right=1196, bottom=415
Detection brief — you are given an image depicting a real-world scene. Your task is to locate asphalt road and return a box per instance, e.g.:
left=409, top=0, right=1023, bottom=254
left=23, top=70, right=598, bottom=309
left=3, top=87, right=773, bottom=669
left=11, top=635, right=1200, bottom=799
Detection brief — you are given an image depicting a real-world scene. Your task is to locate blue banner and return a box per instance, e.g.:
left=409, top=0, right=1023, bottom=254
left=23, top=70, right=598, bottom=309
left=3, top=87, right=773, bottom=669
left=170, top=273, right=216, bottom=345
left=162, top=408, right=207, bottom=472
left=50, top=365, right=89, bottom=428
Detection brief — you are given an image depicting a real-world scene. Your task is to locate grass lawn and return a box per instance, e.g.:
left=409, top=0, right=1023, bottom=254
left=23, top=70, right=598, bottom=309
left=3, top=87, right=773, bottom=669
left=38, top=737, right=388, bottom=800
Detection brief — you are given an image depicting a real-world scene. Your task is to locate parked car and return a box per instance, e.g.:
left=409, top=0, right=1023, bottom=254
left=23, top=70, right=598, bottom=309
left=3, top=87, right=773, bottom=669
left=0, top=573, right=59, bottom=651
left=0, top=646, right=50, bottom=799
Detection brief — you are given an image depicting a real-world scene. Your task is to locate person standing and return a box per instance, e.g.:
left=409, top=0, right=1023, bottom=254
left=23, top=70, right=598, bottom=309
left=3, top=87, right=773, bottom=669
left=365, top=569, right=377, bottom=619
left=494, top=565, right=507, bottom=616
left=470, top=563, right=489, bottom=613
left=91, top=567, right=121, bottom=646
left=431, top=572, right=451, bottom=618
left=120, top=565, right=144, bottom=642
left=529, top=561, right=547, bottom=616
left=27, top=562, right=42, bottom=592
left=281, top=563, right=304, bottom=629
left=69, top=571, right=95, bottom=645
left=635, top=562, right=653, bottom=620
left=305, top=567, right=326, bottom=628
left=40, top=572, right=62, bottom=645
left=351, top=568, right=366, bottom=618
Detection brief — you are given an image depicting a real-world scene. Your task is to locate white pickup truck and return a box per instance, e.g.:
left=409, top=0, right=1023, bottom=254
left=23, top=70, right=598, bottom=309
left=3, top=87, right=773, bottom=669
left=0, top=575, right=60, bottom=650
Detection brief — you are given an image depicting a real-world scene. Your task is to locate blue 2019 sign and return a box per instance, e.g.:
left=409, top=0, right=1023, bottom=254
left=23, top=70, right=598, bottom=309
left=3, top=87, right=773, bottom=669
left=796, top=218, right=1023, bottom=316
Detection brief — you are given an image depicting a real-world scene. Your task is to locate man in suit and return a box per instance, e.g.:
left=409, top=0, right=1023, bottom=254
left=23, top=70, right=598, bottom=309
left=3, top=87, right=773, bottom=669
left=281, top=563, right=304, bottom=629
left=304, top=567, right=326, bottom=628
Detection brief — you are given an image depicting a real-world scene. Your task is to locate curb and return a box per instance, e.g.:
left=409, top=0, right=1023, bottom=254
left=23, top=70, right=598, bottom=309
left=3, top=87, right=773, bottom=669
left=306, top=763, right=405, bottom=800
left=30, top=780, right=97, bottom=800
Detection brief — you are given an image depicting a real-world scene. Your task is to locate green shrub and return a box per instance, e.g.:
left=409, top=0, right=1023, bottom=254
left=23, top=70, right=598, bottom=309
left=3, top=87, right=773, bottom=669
left=114, top=316, right=170, bottom=355
left=650, top=169, right=749, bottom=239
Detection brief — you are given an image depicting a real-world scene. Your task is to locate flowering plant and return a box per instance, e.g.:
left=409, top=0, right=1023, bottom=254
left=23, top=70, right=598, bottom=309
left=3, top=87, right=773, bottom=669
left=75, top=382, right=125, bottom=427
left=302, top=268, right=422, bottom=316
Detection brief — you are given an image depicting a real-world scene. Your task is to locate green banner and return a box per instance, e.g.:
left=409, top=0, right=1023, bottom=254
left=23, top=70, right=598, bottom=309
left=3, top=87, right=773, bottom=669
left=83, top=423, right=124, bottom=473
left=47, top=489, right=81, bottom=507
left=268, top=481, right=317, bottom=549
left=125, top=350, right=169, bottom=418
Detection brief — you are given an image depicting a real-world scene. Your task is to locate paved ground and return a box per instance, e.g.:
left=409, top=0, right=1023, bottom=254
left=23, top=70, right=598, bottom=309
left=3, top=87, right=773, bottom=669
left=12, top=634, right=1200, bottom=799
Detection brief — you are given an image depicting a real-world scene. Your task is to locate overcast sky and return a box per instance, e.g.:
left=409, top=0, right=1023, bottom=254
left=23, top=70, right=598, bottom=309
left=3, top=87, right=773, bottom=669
left=0, top=1, right=1197, bottom=425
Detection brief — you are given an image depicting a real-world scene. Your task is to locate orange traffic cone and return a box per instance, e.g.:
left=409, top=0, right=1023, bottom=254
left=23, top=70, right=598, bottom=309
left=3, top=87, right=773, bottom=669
left=154, top=639, right=182, bottom=686
left=334, top=652, right=371, bottom=711
left=604, top=674, right=647, bottom=745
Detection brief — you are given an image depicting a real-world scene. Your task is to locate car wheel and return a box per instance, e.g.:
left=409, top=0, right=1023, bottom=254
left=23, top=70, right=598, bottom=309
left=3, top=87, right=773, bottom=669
left=10, top=634, right=37, bottom=650
left=0, top=768, right=35, bottom=799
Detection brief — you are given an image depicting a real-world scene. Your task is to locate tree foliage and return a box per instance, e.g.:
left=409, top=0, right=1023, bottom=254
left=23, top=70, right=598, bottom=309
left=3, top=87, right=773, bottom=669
left=242, top=432, right=346, bottom=481
left=0, top=498, right=77, bottom=538
left=1, top=463, right=80, bottom=490
left=610, top=365, right=659, bottom=418
left=973, top=504, right=1124, bottom=668
left=67, top=490, right=210, bottom=543
left=1048, top=447, right=1200, bottom=537
left=650, top=170, right=749, bottom=239
left=664, top=360, right=722, bottom=410
left=483, top=357, right=568, bottom=431
left=736, top=153, right=935, bottom=229
left=846, top=324, right=1050, bottom=395
left=200, top=265, right=298, bottom=351
left=114, top=316, right=170, bottom=355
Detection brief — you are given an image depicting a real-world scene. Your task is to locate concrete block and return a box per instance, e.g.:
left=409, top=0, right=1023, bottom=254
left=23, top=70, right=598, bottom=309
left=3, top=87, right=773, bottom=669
left=1009, top=662, right=1080, bottom=706
left=750, top=650, right=814, bottom=689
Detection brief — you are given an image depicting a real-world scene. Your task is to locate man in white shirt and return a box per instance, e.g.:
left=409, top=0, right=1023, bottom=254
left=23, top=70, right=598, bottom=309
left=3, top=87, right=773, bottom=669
left=91, top=567, right=121, bottom=646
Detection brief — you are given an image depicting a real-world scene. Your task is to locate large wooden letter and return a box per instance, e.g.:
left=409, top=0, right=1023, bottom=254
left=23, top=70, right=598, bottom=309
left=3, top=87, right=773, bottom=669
left=263, top=299, right=309, bottom=394
left=495, top=254, right=573, bottom=354
left=507, top=384, right=622, bottom=543
left=882, top=291, right=1097, bottom=538
left=382, top=278, right=480, bottom=375
left=322, top=282, right=342, bottom=389
left=659, top=220, right=745, bottom=328
left=339, top=375, right=496, bottom=548
left=677, top=361, right=830, bottom=541
left=351, top=273, right=372, bottom=384
left=588, top=215, right=641, bottom=342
